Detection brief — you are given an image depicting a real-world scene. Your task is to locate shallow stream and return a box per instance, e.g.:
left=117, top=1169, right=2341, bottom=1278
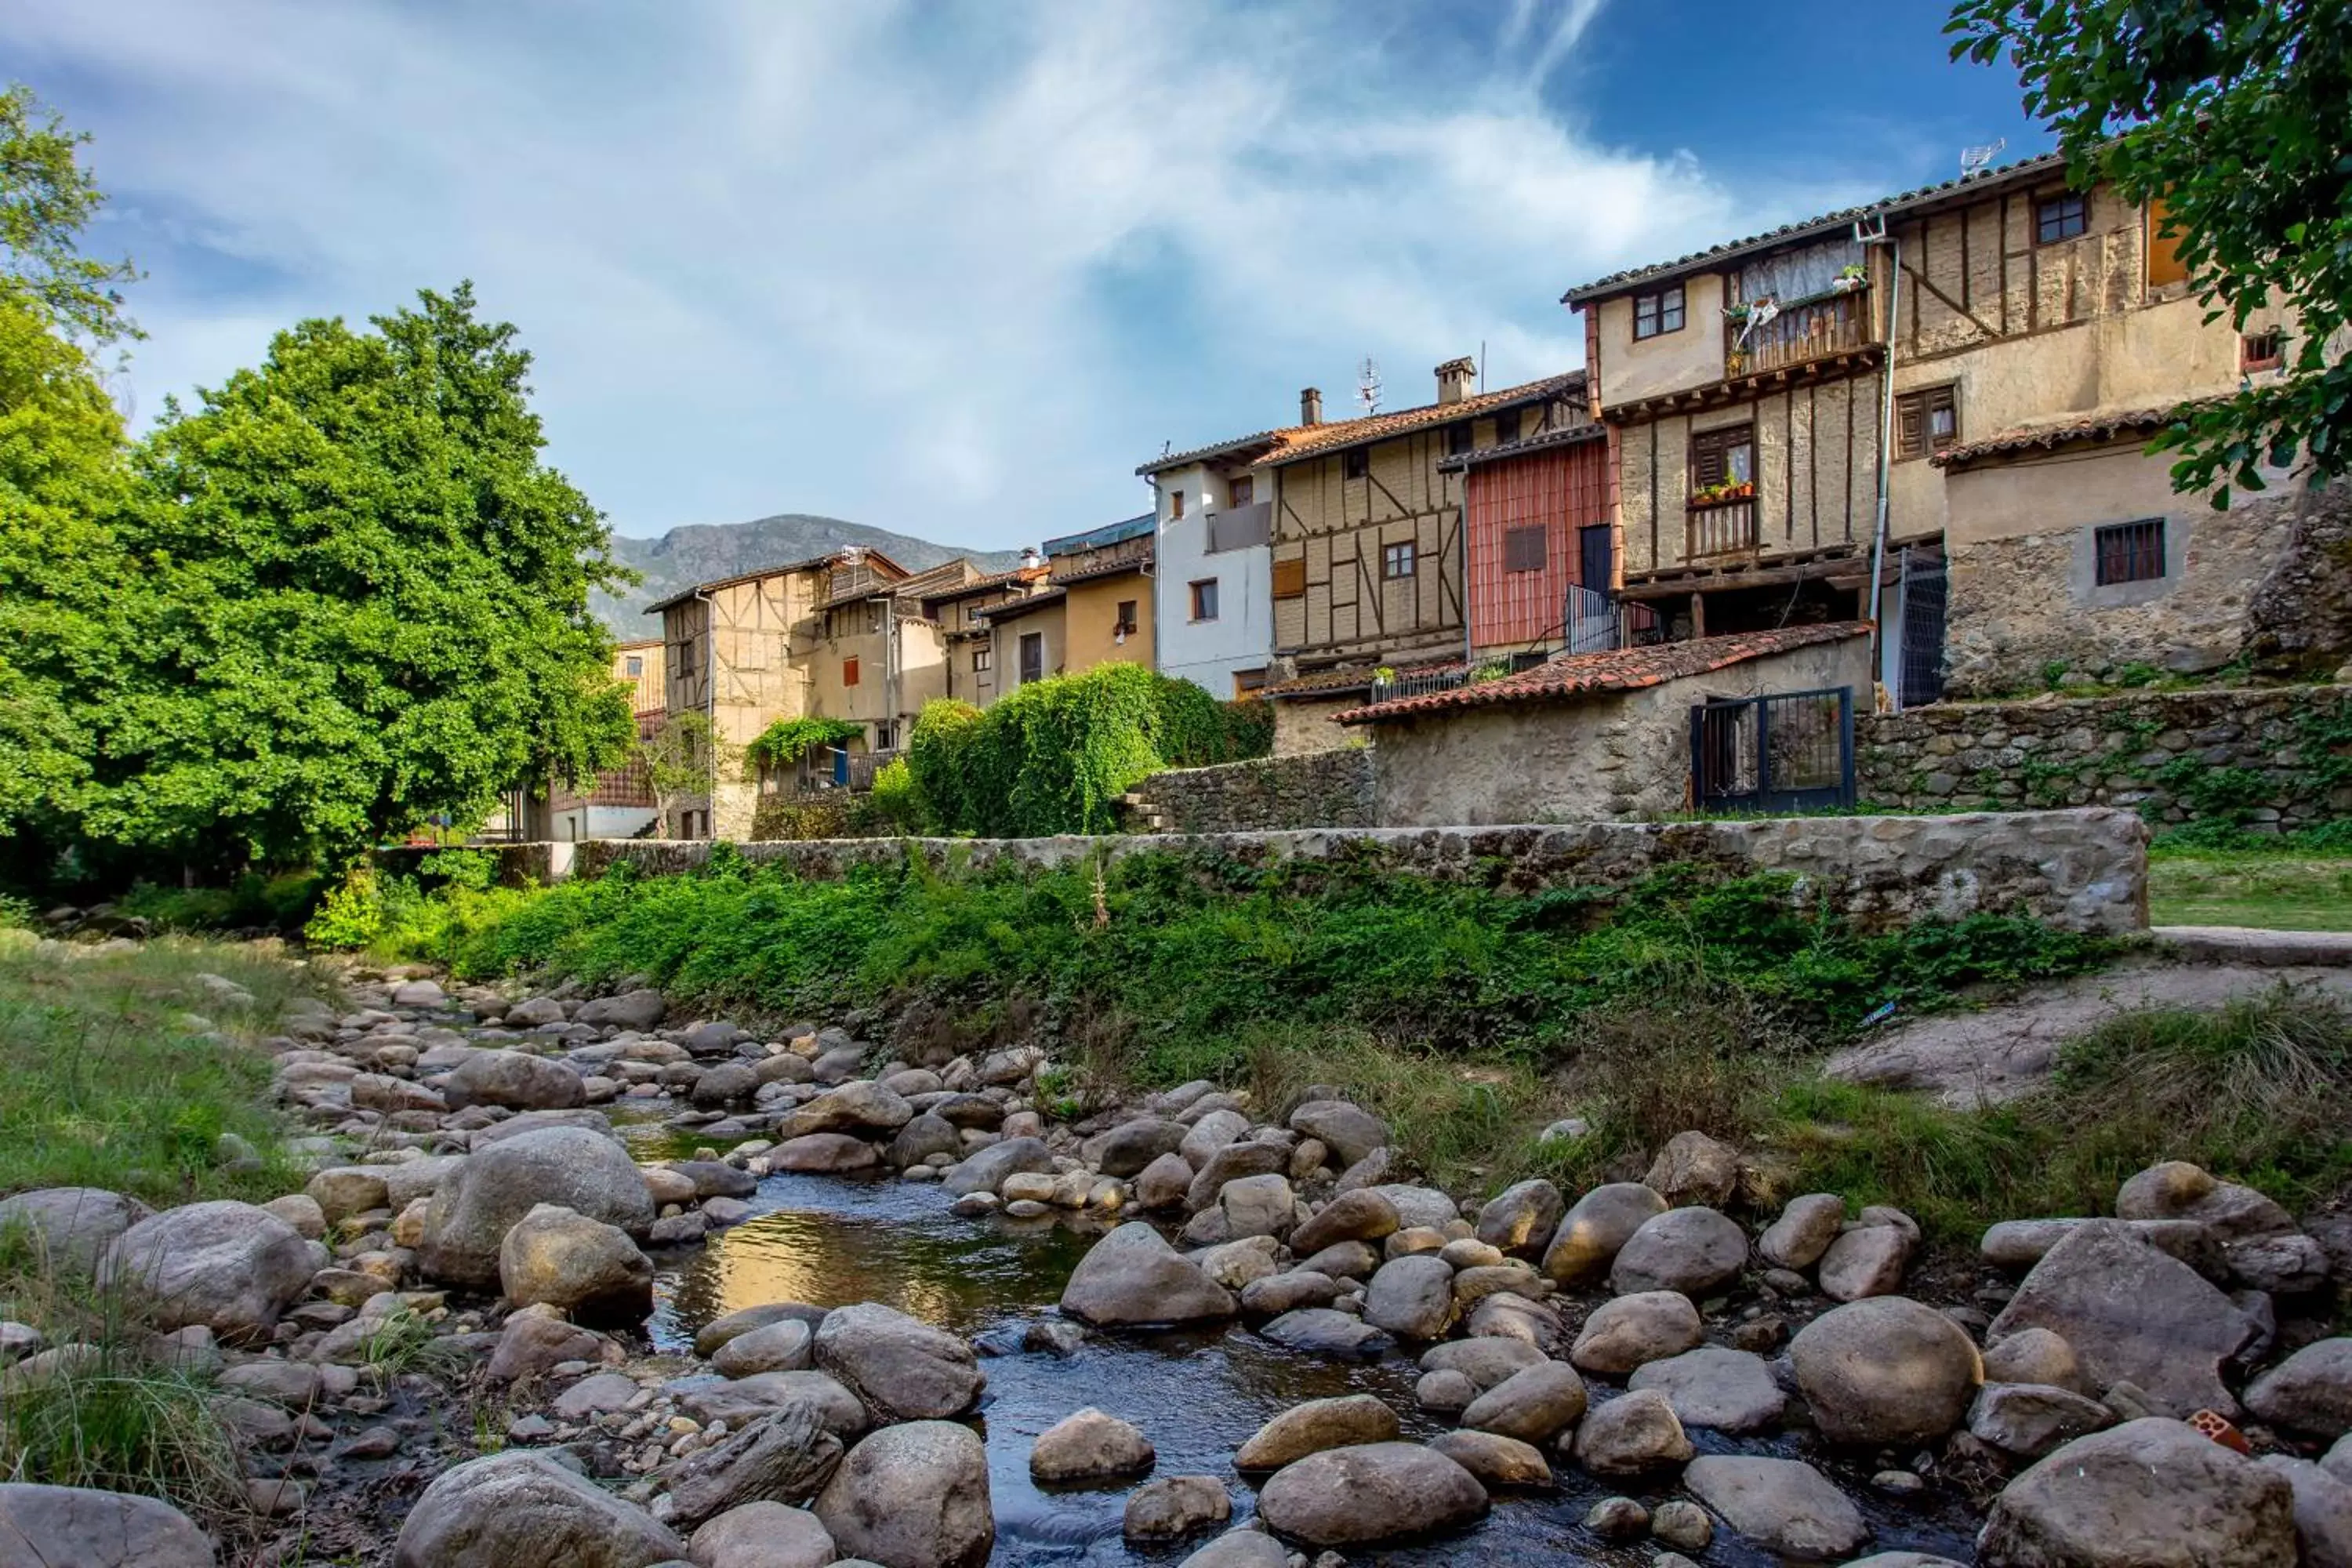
left=628, top=1148, right=1984, bottom=1566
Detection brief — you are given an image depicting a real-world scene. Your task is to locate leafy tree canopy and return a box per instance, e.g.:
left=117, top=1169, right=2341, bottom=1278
left=1948, top=0, right=2352, bottom=503
left=0, top=84, right=138, bottom=344
left=78, top=285, right=637, bottom=869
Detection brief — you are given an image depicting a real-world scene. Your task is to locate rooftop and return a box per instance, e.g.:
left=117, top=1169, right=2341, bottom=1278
left=974, top=586, right=1066, bottom=625
left=1043, top=513, right=1155, bottom=557
left=1561, top=151, right=2068, bottom=303
left=1253, top=373, right=1581, bottom=470
left=642, top=546, right=911, bottom=615
left=1436, top=418, right=1607, bottom=474
left=919, top=564, right=1051, bottom=601
left=1334, top=622, right=1871, bottom=724
left=1932, top=405, right=2181, bottom=469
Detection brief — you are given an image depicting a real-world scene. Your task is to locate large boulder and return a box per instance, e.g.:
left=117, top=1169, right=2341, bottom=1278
left=1543, top=1184, right=1668, bottom=1286
left=391, top=1450, right=688, bottom=1567
left=1085, top=1119, right=1189, bottom=1178
left=2248, top=1339, right=2352, bottom=1438
left=1628, top=1345, right=1786, bottom=1433
left=1819, top=1223, right=1915, bottom=1301
left=1570, top=1290, right=1703, bottom=1377
left=1969, top=1382, right=2116, bottom=1460
left=575, top=989, right=667, bottom=1030
left=1060, top=1223, right=1236, bottom=1327
left=497, top=1204, right=653, bottom=1322
left=1976, top=1418, right=2297, bottom=1568
left=1254, top=1442, right=1486, bottom=1548
left=1609, top=1206, right=1748, bottom=1298
left=418, top=1126, right=654, bottom=1289
left=1571, top=1388, right=1693, bottom=1476
left=1682, top=1455, right=1867, bottom=1561
left=1287, top=1101, right=1388, bottom=1168
left=442, top=1051, right=586, bottom=1112
left=1459, top=1360, right=1587, bottom=1444
left=1030, top=1407, right=1156, bottom=1483
left=660, top=1402, right=844, bottom=1530
left=688, top=1501, right=837, bottom=1568
left=813, top=1302, right=982, bottom=1421
left=2115, top=1160, right=2293, bottom=1243
left=1235, top=1394, right=1400, bottom=1471
left=1288, top=1189, right=1400, bottom=1256
left=776, top=1081, right=913, bottom=1138
left=769, top=1134, right=881, bottom=1174
left=1758, top=1193, right=1847, bottom=1271
left=1173, top=1530, right=1288, bottom=1568
left=942, top=1137, right=1054, bottom=1199
left=813, top=1421, right=993, bottom=1568
left=1790, top=1297, right=1982, bottom=1448
left=1643, top=1130, right=1742, bottom=1208
left=1475, top=1180, right=1564, bottom=1256
left=1185, top=1142, right=1287, bottom=1213
left=1123, top=1474, right=1231, bottom=1543
left=1988, top=1220, right=2259, bottom=1417
left=95, top=1201, right=315, bottom=1342
left=1363, top=1254, right=1455, bottom=1340
left=0, top=1483, right=213, bottom=1567
left=0, top=1189, right=152, bottom=1273
left=2258, top=1454, right=2352, bottom=1568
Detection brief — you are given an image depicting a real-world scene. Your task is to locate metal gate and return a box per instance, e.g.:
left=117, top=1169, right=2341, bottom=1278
left=1896, top=547, right=1947, bottom=707
left=1691, top=687, right=1856, bottom=814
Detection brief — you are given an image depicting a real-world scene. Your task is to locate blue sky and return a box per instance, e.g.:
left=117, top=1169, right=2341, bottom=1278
left=6, top=0, right=2046, bottom=548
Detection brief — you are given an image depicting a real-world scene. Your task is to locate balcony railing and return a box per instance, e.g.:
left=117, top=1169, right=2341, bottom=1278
left=1725, top=287, right=1871, bottom=379
left=1686, top=497, right=1759, bottom=560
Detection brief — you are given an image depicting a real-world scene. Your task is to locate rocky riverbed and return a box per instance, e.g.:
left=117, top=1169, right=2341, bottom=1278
left=4, top=958, right=2351, bottom=1566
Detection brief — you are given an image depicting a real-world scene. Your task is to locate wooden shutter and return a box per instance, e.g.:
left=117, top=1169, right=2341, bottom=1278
left=843, top=656, right=860, bottom=687
left=1503, top=525, right=1547, bottom=572
left=1272, top=557, right=1307, bottom=600
left=2146, top=198, right=2188, bottom=288
left=1896, top=393, right=1926, bottom=458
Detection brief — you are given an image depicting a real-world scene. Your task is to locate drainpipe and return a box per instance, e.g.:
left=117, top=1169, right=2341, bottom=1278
left=1857, top=218, right=1902, bottom=705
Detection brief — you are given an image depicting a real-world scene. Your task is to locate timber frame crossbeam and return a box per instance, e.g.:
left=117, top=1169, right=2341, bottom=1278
left=1617, top=542, right=1883, bottom=601
left=1601, top=345, right=1886, bottom=425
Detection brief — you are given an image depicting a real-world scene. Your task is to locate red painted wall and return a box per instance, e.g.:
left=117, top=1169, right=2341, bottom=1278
left=1466, top=439, right=1612, bottom=652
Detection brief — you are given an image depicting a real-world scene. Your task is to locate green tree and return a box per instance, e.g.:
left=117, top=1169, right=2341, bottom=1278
left=80, top=285, right=635, bottom=869
left=1948, top=0, right=2352, bottom=503
left=638, top=713, right=730, bottom=837
left=0, top=84, right=139, bottom=343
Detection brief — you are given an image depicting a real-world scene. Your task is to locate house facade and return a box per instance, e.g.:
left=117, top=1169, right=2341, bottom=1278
left=920, top=557, right=1049, bottom=707
left=1562, top=153, right=2299, bottom=700
left=525, top=639, right=667, bottom=842
left=979, top=514, right=1155, bottom=695
left=1145, top=439, right=1279, bottom=699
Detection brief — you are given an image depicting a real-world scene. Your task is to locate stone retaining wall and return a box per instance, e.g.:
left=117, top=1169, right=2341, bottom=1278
left=1858, top=686, right=2352, bottom=828
left=561, top=808, right=2148, bottom=934
left=1123, top=749, right=1374, bottom=833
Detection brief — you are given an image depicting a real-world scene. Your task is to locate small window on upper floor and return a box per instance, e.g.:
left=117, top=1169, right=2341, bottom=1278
left=2242, top=329, right=2286, bottom=372
left=972, top=644, right=993, bottom=673
left=1115, top=600, right=1138, bottom=637
left=843, top=655, right=861, bottom=687
left=1382, top=541, right=1417, bottom=579
left=1445, top=422, right=1473, bottom=458
left=1503, top=525, right=1547, bottom=573
left=1341, top=447, right=1369, bottom=481
left=623, top=655, right=643, bottom=677
left=1229, top=475, right=1254, bottom=506
left=2037, top=192, right=2089, bottom=244
left=1494, top=408, right=1520, bottom=445
left=1896, top=384, right=1960, bottom=459
left=1634, top=285, right=1686, bottom=340
left=1170, top=488, right=1185, bottom=518
left=1189, top=579, right=1219, bottom=621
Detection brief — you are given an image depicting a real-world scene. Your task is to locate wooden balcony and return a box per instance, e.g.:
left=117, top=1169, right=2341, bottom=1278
left=1686, top=497, right=1759, bottom=561
left=1726, top=287, right=1871, bottom=379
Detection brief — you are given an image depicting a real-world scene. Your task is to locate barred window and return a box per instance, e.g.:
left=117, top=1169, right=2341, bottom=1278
left=2094, top=518, right=2166, bottom=586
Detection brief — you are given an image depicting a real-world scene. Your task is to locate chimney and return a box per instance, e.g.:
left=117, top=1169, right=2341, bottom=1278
left=1435, top=357, right=1477, bottom=406
left=1019, top=546, right=1044, bottom=571
left=1300, top=387, right=1323, bottom=426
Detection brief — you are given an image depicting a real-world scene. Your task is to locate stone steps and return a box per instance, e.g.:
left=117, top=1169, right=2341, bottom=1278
left=2151, top=924, right=2352, bottom=967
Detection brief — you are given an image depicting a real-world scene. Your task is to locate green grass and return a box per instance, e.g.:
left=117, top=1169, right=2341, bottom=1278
left=0, top=931, right=316, bottom=1205
left=2147, top=848, right=2352, bottom=931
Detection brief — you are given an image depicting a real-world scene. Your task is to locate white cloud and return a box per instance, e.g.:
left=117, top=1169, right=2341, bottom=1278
left=4, top=0, right=1837, bottom=546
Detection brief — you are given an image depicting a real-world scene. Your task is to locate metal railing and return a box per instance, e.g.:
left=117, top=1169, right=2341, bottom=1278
left=1367, top=666, right=1473, bottom=705
left=1563, top=584, right=1662, bottom=655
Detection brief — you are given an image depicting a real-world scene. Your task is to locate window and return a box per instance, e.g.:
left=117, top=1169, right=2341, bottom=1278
left=1494, top=408, right=1520, bottom=446
left=1233, top=668, right=1267, bottom=695
left=972, top=644, right=992, bottom=673
left=2242, top=330, right=2285, bottom=372
left=1018, top=631, right=1044, bottom=684
left=866, top=601, right=884, bottom=634
left=624, top=655, right=643, bottom=677
left=1382, top=541, right=1417, bottom=579
left=1634, top=284, right=1686, bottom=340
left=1445, top=422, right=1473, bottom=457
left=674, top=637, right=696, bottom=679
left=1170, top=488, right=1185, bottom=519
left=1503, top=525, right=1548, bottom=573
left=873, top=721, right=895, bottom=752
left=1689, top=424, right=1755, bottom=499
left=1114, top=600, right=1138, bottom=637
left=1189, top=579, right=1219, bottom=621
left=1341, top=447, right=1369, bottom=481
left=843, top=656, right=861, bottom=687
left=1229, top=476, right=1254, bottom=506
left=2146, top=197, right=2189, bottom=289
left=2036, top=192, right=2088, bottom=244
left=1272, top=557, right=1307, bottom=600
left=1896, top=384, right=1960, bottom=459
left=2095, top=519, right=2166, bottom=586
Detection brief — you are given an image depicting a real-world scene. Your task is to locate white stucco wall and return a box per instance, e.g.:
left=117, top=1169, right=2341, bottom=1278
left=1153, top=463, right=1274, bottom=697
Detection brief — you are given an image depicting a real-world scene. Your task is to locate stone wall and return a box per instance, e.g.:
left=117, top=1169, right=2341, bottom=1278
left=1859, top=685, right=2352, bottom=828
left=2247, top=481, right=2352, bottom=678
left=1124, top=749, right=1374, bottom=833
left=1272, top=693, right=1361, bottom=756
left=564, top=808, right=2149, bottom=935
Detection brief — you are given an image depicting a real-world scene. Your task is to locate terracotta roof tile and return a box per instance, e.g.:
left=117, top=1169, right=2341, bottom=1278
left=920, top=564, right=1051, bottom=601
left=1931, top=405, right=2183, bottom=468
left=1334, top=623, right=1871, bottom=724
left=1250, top=374, right=1582, bottom=469
left=1561, top=151, right=2068, bottom=303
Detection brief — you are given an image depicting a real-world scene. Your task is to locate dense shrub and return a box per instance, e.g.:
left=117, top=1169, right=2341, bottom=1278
left=906, top=664, right=1269, bottom=837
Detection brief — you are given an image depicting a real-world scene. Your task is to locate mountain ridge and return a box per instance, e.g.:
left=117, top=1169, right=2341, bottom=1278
left=593, top=513, right=1024, bottom=639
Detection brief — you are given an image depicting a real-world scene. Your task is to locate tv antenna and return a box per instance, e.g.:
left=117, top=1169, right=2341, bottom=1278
left=1356, top=357, right=1381, bottom=417
left=1961, top=138, right=2005, bottom=177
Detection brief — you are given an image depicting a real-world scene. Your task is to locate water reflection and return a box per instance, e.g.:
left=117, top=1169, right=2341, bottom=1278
left=649, top=1169, right=1981, bottom=1566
